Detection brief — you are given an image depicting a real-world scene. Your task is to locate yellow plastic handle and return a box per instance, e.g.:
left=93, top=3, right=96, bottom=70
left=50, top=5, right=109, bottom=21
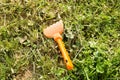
left=56, top=38, right=73, bottom=70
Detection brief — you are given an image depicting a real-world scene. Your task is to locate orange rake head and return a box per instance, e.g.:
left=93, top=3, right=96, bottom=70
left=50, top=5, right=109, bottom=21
left=43, top=20, right=64, bottom=40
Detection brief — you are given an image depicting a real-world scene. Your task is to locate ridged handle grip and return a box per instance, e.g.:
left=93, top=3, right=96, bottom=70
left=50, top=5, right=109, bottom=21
left=56, top=38, right=73, bottom=70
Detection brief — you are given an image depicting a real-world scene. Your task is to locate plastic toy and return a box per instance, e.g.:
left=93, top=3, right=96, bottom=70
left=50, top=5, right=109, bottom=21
left=43, top=20, right=73, bottom=70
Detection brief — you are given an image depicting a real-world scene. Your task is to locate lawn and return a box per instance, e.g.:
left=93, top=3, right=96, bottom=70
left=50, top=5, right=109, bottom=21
left=0, top=0, right=120, bottom=80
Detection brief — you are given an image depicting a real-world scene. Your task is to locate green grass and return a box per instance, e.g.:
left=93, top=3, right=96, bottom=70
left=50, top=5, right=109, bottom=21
left=0, top=0, right=120, bottom=80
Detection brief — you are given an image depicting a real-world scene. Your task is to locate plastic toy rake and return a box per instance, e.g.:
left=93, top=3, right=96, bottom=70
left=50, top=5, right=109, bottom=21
left=43, top=20, right=73, bottom=70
